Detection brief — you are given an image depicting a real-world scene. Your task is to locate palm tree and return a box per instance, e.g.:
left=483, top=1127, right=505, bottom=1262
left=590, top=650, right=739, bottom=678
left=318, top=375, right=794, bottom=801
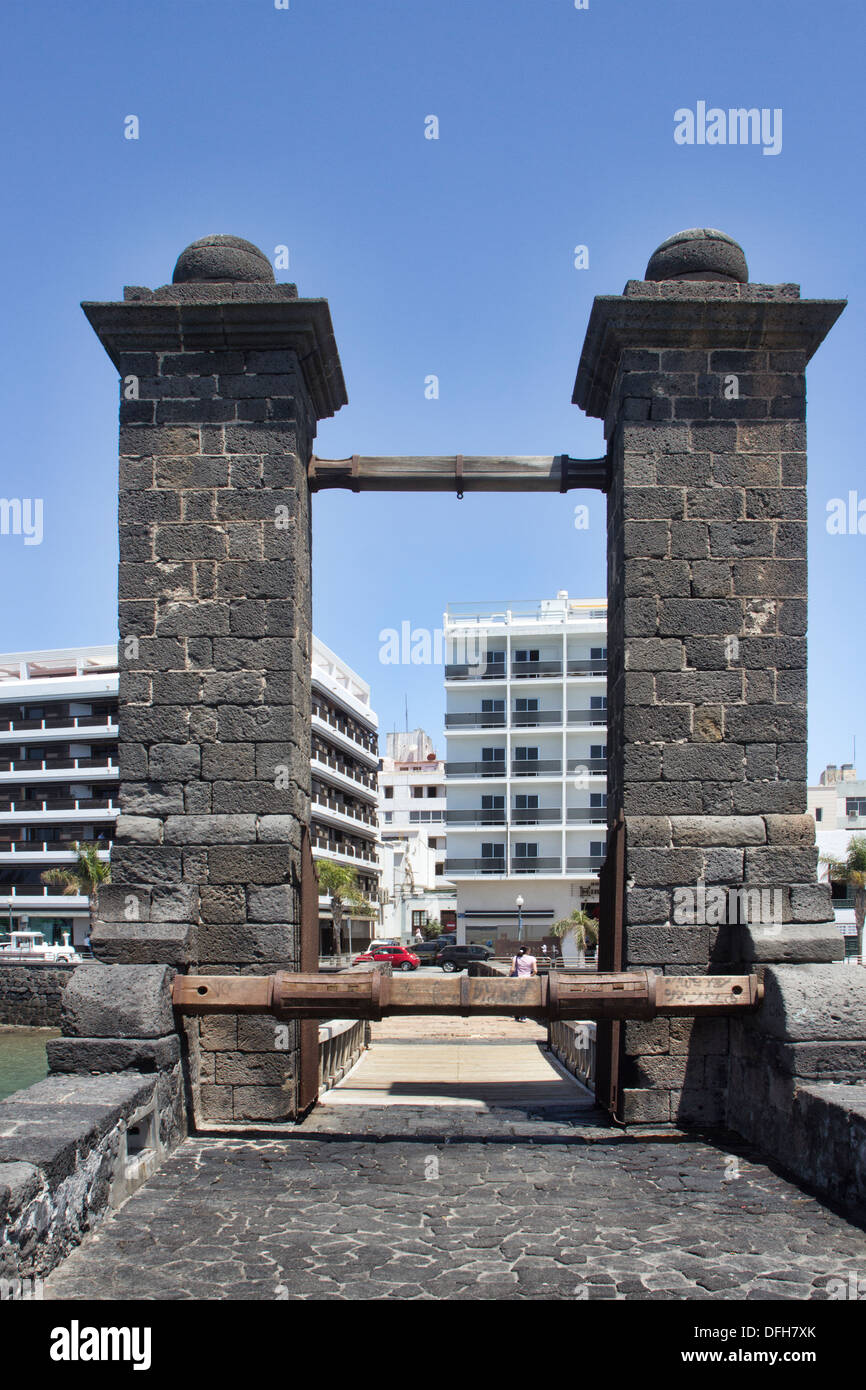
left=551, top=909, right=599, bottom=964
left=821, top=835, right=866, bottom=963
left=41, top=841, right=111, bottom=940
left=315, top=859, right=376, bottom=955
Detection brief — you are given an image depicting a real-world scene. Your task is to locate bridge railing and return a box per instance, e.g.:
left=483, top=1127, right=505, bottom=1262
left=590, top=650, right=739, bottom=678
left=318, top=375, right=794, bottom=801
left=548, top=1019, right=596, bottom=1091
left=318, top=1018, right=369, bottom=1095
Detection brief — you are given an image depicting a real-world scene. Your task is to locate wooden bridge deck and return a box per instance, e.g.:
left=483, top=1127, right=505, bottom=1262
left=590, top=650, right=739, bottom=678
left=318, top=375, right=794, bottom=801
left=318, top=1015, right=595, bottom=1111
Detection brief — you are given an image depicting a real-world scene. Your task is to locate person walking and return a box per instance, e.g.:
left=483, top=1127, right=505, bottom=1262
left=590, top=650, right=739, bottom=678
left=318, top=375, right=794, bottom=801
left=511, top=944, right=537, bottom=1021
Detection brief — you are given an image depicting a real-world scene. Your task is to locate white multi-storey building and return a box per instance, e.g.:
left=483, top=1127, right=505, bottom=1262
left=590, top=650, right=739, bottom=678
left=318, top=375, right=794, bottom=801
left=808, top=762, right=866, bottom=963
left=0, top=639, right=383, bottom=957
left=311, top=636, right=382, bottom=951
left=378, top=729, right=456, bottom=941
left=443, top=592, right=608, bottom=946
left=0, top=645, right=119, bottom=946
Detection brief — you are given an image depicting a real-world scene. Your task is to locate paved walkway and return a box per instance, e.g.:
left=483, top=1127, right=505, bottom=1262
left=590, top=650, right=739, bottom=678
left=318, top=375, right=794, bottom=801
left=42, top=1014, right=866, bottom=1301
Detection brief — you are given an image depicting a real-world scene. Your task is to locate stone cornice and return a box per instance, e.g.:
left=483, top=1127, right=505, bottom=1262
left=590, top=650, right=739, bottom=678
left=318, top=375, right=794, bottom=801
left=82, top=293, right=348, bottom=421
left=574, top=284, right=846, bottom=421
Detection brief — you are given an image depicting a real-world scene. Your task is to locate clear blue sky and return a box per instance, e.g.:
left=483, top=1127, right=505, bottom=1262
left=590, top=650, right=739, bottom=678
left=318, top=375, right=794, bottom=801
left=0, top=0, right=862, bottom=780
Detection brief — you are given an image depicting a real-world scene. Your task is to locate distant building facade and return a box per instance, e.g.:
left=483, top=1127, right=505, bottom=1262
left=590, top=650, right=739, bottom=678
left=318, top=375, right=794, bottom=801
left=443, top=593, right=608, bottom=946
left=808, top=762, right=866, bottom=962
left=0, top=646, right=118, bottom=946
left=311, top=637, right=382, bottom=952
left=378, top=730, right=456, bottom=940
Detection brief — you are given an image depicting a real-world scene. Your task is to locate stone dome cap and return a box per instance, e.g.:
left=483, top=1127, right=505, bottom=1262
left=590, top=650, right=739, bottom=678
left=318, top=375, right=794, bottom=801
left=645, top=228, right=748, bottom=283
left=172, top=235, right=275, bottom=284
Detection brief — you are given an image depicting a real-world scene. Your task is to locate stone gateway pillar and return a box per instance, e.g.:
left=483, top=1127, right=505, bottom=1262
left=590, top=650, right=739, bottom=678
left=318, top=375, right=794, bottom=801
left=83, top=236, right=347, bottom=1122
left=574, top=229, right=846, bottom=1125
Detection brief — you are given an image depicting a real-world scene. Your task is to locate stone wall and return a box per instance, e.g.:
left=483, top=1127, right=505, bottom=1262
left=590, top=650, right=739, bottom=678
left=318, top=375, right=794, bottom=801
left=0, top=965, right=74, bottom=1027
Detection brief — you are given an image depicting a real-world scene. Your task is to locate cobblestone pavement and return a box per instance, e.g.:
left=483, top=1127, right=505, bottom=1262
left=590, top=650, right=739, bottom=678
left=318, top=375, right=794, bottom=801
left=44, top=1119, right=866, bottom=1300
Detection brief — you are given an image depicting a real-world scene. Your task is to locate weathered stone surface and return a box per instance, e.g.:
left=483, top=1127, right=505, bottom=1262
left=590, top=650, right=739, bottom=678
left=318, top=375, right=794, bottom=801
left=737, top=923, right=845, bottom=964
left=757, top=965, right=866, bottom=1041
left=46, top=1036, right=181, bottom=1074
left=669, top=815, right=765, bottom=846
left=61, top=965, right=175, bottom=1039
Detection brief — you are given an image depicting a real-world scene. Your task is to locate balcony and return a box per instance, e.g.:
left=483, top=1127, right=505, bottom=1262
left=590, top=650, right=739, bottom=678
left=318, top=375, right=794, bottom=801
left=444, top=661, right=506, bottom=681
left=567, top=708, right=607, bottom=726
left=311, top=709, right=378, bottom=765
left=444, top=858, right=506, bottom=874
left=511, top=856, right=561, bottom=873
left=0, top=797, right=118, bottom=814
left=0, top=756, right=117, bottom=774
left=311, top=835, right=379, bottom=868
left=311, top=752, right=377, bottom=794
left=567, top=659, right=607, bottom=677
left=445, top=806, right=562, bottom=826
left=566, top=758, right=607, bottom=776
left=445, top=761, right=507, bottom=778
left=567, top=807, right=607, bottom=823
left=445, top=712, right=507, bottom=729
left=0, top=714, right=117, bottom=735
left=0, top=842, right=111, bottom=858
left=567, top=854, right=606, bottom=872
left=511, top=660, right=562, bottom=678
left=511, top=759, right=562, bottom=776
left=446, top=808, right=507, bottom=825
left=511, top=710, right=562, bottom=727
left=312, top=794, right=377, bottom=830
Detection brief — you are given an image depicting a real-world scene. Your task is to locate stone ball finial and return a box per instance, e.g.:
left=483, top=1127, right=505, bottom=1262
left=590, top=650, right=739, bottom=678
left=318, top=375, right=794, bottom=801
left=172, top=234, right=275, bottom=284
left=645, top=228, right=748, bottom=283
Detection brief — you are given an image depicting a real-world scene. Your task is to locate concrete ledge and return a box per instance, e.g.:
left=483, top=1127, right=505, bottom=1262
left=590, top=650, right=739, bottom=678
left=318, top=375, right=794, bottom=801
left=0, top=1070, right=185, bottom=1279
left=738, top=923, right=845, bottom=964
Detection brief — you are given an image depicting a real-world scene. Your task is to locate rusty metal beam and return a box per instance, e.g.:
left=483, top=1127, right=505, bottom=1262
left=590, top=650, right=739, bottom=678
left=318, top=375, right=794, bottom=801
left=172, top=970, right=762, bottom=1023
left=308, top=455, right=608, bottom=495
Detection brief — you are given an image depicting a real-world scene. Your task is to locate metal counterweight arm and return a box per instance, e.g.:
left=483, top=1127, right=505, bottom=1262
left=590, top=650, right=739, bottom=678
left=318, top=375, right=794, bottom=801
left=172, top=971, right=762, bottom=1023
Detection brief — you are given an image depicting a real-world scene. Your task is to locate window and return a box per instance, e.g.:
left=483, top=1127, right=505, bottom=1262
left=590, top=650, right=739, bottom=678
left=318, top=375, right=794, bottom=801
left=435, top=862, right=445, bottom=877
left=846, top=798, right=866, bottom=817
left=590, top=792, right=607, bottom=808
left=426, top=785, right=439, bottom=798
left=481, top=842, right=505, bottom=860
left=412, top=786, right=424, bottom=798
left=514, top=842, right=538, bottom=858
left=481, top=698, right=505, bottom=715
left=591, top=744, right=607, bottom=760
left=383, top=812, right=392, bottom=823
left=481, top=747, right=505, bottom=764
left=384, top=786, right=394, bottom=799
left=412, top=911, right=428, bottom=929
left=481, top=794, right=505, bottom=809
left=590, top=695, right=607, bottom=710
left=514, top=746, right=539, bottom=762
left=815, top=807, right=823, bottom=822
left=514, top=649, right=540, bottom=663
left=514, top=698, right=539, bottom=714
left=590, top=647, right=607, bottom=660
left=514, top=794, right=539, bottom=809
left=591, top=841, right=606, bottom=858
left=486, top=650, right=505, bottom=667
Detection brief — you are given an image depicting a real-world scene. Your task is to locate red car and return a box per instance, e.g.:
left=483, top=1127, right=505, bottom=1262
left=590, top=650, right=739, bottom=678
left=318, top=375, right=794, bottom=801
left=352, top=944, right=420, bottom=972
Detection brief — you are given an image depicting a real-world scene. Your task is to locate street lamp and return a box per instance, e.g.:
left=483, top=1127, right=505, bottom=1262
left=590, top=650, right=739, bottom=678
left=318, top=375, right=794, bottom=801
left=515, top=894, right=524, bottom=943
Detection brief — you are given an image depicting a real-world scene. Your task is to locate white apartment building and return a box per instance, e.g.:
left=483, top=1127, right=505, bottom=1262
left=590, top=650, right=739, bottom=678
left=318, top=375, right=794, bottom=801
left=378, top=729, right=456, bottom=941
left=808, top=762, right=866, bottom=962
left=0, top=645, right=119, bottom=946
left=443, top=592, right=608, bottom=946
left=0, top=639, right=383, bottom=957
left=311, top=636, right=382, bottom=951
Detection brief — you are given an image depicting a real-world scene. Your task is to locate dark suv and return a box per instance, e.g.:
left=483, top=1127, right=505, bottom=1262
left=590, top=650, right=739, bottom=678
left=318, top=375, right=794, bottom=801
left=438, top=945, right=493, bottom=973
left=412, top=934, right=457, bottom=963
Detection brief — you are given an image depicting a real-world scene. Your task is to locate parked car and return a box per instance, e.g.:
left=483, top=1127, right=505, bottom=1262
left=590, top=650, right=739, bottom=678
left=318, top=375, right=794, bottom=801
left=352, top=944, right=420, bottom=972
left=438, top=945, right=493, bottom=973
left=411, top=934, right=457, bottom=963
